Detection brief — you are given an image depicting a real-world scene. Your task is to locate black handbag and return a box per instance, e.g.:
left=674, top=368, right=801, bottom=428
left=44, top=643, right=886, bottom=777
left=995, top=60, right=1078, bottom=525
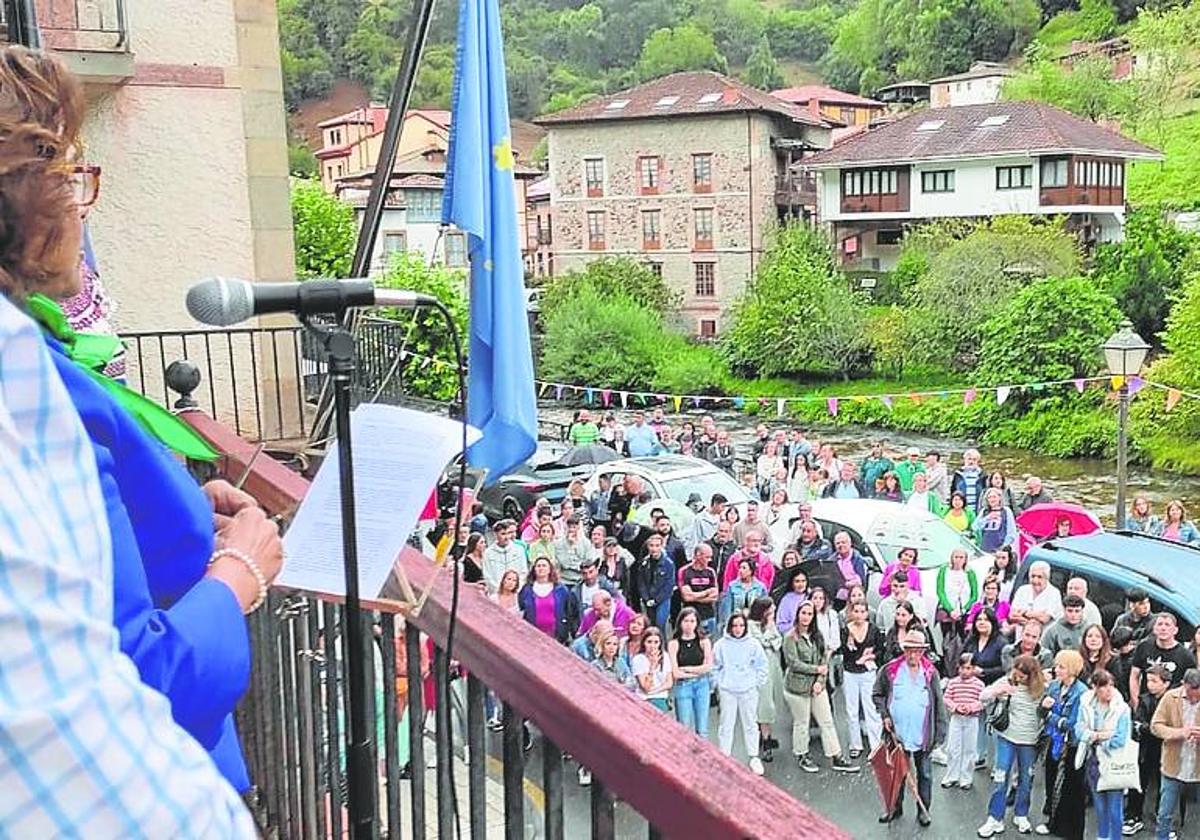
left=988, top=693, right=1012, bottom=733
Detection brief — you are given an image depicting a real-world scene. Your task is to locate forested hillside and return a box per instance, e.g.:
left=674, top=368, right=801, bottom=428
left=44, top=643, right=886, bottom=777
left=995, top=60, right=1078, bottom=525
left=278, top=0, right=1174, bottom=120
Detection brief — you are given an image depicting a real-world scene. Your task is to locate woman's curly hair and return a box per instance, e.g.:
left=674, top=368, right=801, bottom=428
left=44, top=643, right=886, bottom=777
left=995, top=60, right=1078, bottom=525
left=0, top=46, right=83, bottom=297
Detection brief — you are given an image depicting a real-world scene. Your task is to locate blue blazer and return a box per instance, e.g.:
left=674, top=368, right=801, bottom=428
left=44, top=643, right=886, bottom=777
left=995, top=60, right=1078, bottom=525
left=49, top=341, right=251, bottom=790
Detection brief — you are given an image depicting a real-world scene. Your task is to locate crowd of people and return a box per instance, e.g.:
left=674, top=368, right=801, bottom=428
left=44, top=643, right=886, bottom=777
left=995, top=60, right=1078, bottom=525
left=453, top=409, right=1200, bottom=838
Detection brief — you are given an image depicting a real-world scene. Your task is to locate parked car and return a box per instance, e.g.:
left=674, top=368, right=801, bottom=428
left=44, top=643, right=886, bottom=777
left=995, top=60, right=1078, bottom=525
left=475, top=441, right=592, bottom=522
left=1017, top=531, right=1200, bottom=638
left=582, top=455, right=752, bottom=512
left=771, top=499, right=995, bottom=616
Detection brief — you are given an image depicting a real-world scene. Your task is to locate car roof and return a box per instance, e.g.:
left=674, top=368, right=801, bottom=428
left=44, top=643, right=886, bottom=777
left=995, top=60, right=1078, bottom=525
left=1024, top=532, right=1200, bottom=600
left=809, top=498, right=944, bottom=534
left=601, top=455, right=723, bottom=478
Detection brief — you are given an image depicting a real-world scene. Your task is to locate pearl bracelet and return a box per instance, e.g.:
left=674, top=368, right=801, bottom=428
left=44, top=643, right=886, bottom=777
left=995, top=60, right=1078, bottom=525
left=209, top=547, right=269, bottom=614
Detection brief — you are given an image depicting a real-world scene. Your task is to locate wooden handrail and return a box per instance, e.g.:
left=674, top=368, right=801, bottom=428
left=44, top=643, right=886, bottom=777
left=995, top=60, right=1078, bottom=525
left=182, top=412, right=851, bottom=839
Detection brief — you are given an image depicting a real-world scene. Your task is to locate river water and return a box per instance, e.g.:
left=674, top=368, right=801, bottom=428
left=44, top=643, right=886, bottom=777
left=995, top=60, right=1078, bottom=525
left=539, top=405, right=1200, bottom=524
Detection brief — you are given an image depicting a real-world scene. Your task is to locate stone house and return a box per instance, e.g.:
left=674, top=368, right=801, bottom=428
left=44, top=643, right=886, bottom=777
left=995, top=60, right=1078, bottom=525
left=536, top=71, right=832, bottom=337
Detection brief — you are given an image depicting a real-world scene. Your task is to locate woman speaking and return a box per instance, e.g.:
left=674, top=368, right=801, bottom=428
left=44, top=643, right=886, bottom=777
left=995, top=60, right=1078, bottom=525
left=0, top=41, right=282, bottom=804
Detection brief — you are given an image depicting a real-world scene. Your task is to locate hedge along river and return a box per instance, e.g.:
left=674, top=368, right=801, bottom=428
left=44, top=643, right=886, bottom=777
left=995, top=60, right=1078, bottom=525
left=538, top=404, right=1200, bottom=525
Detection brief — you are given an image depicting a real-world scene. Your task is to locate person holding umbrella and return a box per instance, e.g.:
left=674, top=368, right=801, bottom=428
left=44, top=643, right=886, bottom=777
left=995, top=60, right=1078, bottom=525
left=873, top=630, right=948, bottom=827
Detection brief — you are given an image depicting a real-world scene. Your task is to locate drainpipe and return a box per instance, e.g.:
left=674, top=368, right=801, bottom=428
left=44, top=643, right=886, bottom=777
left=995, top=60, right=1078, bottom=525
left=746, top=114, right=755, bottom=276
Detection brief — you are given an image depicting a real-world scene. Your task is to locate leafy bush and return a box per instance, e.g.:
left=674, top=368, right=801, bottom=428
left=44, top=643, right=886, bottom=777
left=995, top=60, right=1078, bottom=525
left=652, top=342, right=730, bottom=395
left=904, top=217, right=1081, bottom=371
left=723, top=225, right=871, bottom=379
left=1127, top=111, right=1200, bottom=210
left=540, top=257, right=680, bottom=320
left=1092, top=208, right=1200, bottom=342
left=373, top=253, right=468, bottom=401
left=976, top=275, right=1120, bottom=384
left=291, top=179, right=356, bottom=280
left=866, top=306, right=914, bottom=379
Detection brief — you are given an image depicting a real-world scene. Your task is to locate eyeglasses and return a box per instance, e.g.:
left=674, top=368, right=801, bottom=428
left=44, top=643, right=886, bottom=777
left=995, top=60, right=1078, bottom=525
left=71, top=164, right=101, bottom=208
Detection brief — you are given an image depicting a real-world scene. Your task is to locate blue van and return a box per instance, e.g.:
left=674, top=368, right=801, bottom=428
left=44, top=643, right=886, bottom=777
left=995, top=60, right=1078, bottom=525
left=1017, top=532, right=1200, bottom=638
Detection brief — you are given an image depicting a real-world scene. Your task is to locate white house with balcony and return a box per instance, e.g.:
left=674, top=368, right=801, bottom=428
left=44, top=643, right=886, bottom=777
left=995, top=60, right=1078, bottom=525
left=801, top=101, right=1162, bottom=271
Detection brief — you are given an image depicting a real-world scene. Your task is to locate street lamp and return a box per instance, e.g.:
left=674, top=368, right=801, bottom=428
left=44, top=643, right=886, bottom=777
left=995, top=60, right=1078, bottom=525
left=1102, top=320, right=1150, bottom=529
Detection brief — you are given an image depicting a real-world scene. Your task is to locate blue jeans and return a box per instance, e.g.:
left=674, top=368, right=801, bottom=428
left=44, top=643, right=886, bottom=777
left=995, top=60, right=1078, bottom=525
left=1157, top=776, right=1196, bottom=840
left=673, top=675, right=711, bottom=737
left=1093, top=785, right=1124, bottom=840
left=700, top=617, right=717, bottom=639
left=988, top=738, right=1037, bottom=820
left=650, top=600, right=671, bottom=635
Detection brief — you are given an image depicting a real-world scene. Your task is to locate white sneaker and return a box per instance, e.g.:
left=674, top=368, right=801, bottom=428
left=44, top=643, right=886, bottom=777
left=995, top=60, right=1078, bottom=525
left=1013, top=816, right=1032, bottom=834
left=749, top=757, right=765, bottom=776
left=977, top=817, right=1006, bottom=838
left=931, top=746, right=949, bottom=765
left=577, top=767, right=591, bottom=786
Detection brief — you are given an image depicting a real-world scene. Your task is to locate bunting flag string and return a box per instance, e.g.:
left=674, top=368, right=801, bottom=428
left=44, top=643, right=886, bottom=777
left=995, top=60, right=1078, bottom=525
left=384, top=347, right=1200, bottom=417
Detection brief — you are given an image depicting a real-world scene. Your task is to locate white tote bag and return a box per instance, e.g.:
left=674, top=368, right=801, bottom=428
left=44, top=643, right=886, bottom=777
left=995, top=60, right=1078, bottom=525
left=1096, top=739, right=1141, bottom=793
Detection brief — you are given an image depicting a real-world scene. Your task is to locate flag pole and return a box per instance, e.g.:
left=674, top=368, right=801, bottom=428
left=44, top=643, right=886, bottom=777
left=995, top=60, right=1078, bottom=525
left=307, top=0, right=439, bottom=489
left=348, top=0, right=438, bottom=280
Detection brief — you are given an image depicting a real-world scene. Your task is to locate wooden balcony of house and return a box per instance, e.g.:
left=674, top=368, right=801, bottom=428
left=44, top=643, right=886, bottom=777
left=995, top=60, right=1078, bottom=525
left=774, top=171, right=818, bottom=209
left=134, top=324, right=852, bottom=839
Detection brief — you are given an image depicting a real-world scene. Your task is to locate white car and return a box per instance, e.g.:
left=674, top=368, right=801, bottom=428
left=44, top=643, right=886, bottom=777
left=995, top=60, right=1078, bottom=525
left=582, top=455, right=752, bottom=513
left=769, top=498, right=994, bottom=616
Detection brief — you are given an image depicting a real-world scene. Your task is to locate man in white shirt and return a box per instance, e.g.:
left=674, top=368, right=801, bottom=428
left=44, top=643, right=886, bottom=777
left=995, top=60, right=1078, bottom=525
left=876, top=572, right=929, bottom=632
left=483, top=519, right=528, bottom=592
left=1009, top=560, right=1064, bottom=628
left=687, top=493, right=726, bottom=553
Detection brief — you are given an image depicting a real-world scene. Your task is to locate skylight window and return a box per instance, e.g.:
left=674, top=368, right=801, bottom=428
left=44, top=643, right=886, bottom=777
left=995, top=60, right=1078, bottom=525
left=698, top=93, right=722, bottom=104
left=916, top=120, right=945, bottom=132
left=605, top=99, right=630, bottom=111
left=656, top=95, right=680, bottom=107
left=979, top=115, right=1010, bottom=127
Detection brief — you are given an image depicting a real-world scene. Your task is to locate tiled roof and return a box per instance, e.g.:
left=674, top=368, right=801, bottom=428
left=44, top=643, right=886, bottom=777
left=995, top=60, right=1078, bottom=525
left=534, top=71, right=826, bottom=127
left=318, top=105, right=389, bottom=130
left=392, top=173, right=445, bottom=189
left=928, top=62, right=1015, bottom=85
left=771, top=85, right=883, bottom=108
left=802, top=101, right=1161, bottom=168
left=526, top=177, right=550, bottom=200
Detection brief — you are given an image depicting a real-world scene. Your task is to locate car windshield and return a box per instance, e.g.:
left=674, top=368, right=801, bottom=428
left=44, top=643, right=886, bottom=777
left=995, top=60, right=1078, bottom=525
left=865, top=510, right=982, bottom=567
left=660, top=471, right=750, bottom=507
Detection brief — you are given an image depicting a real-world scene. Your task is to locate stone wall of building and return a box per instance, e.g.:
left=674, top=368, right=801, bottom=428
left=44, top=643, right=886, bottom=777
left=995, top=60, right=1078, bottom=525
left=547, top=113, right=788, bottom=335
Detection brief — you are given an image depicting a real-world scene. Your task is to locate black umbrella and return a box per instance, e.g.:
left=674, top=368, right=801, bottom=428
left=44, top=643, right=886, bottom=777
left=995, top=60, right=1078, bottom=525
left=556, top=444, right=620, bottom=466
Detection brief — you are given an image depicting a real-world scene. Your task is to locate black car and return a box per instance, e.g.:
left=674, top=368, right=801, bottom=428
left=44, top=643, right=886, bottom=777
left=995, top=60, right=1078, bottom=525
left=476, top=442, right=596, bottom=522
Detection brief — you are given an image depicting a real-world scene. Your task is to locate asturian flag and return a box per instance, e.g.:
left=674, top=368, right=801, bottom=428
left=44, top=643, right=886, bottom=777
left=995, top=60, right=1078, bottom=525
left=442, top=0, right=537, bottom=483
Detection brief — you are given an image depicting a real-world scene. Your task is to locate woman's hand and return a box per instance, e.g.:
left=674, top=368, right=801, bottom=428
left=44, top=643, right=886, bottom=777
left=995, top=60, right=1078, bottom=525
left=1041, top=696, right=1055, bottom=710
left=816, top=663, right=828, bottom=675
left=813, top=680, right=824, bottom=695
left=209, top=507, right=283, bottom=611
left=204, top=479, right=258, bottom=530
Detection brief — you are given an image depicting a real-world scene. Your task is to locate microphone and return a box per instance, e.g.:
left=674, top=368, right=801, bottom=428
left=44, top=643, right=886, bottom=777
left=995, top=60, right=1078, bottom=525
left=186, top=277, right=437, bottom=326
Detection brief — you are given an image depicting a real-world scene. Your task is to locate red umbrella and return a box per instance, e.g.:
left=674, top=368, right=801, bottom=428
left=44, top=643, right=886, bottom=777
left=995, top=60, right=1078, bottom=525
left=1016, top=502, right=1102, bottom=540
left=869, top=735, right=909, bottom=814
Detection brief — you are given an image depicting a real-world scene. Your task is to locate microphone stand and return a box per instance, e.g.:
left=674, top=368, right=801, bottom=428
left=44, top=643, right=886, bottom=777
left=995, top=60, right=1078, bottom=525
left=303, top=316, right=377, bottom=839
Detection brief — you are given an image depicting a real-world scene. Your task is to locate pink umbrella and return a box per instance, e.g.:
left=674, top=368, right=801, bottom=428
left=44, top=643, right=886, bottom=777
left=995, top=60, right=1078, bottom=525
left=1015, top=502, right=1102, bottom=560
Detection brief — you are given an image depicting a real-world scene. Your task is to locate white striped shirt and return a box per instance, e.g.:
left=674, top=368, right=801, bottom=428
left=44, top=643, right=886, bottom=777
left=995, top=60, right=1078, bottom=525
left=0, top=294, right=253, bottom=838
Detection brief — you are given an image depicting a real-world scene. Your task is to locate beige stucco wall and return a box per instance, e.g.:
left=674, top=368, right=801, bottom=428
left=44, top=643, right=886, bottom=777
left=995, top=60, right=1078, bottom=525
left=62, top=0, right=298, bottom=437
left=547, top=113, right=800, bottom=334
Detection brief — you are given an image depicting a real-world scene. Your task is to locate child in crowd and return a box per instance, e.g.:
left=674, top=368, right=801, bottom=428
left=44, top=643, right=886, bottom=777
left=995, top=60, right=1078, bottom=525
left=942, top=653, right=985, bottom=790
left=1123, top=665, right=1169, bottom=836
left=1109, top=626, right=1138, bottom=702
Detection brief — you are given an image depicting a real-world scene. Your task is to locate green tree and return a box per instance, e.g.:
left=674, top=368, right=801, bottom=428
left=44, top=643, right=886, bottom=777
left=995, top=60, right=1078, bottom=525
left=541, top=257, right=681, bottom=319
left=976, top=275, right=1120, bottom=383
left=637, top=24, right=729, bottom=81
left=723, top=225, right=871, bottom=379
left=1092, top=208, right=1200, bottom=342
left=278, top=0, right=335, bottom=108
left=904, top=217, right=1082, bottom=370
left=288, top=143, right=319, bottom=178
left=768, top=6, right=839, bottom=62
left=1003, top=47, right=1130, bottom=122
left=1126, top=2, right=1200, bottom=149
left=373, top=253, right=469, bottom=401
left=1078, top=0, right=1118, bottom=37
left=742, top=34, right=785, bottom=90
left=290, top=179, right=356, bottom=279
